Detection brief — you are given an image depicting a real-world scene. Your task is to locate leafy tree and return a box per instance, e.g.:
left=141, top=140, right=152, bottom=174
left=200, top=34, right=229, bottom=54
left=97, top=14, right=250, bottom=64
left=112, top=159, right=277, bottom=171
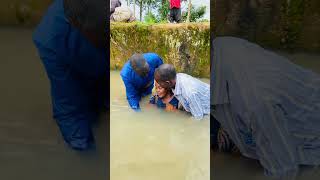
left=182, top=5, right=206, bottom=22
left=144, top=12, right=158, bottom=23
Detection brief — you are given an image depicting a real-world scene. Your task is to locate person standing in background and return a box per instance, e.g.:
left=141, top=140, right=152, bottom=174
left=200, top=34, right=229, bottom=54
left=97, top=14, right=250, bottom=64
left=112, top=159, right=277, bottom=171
left=168, top=0, right=182, bottom=23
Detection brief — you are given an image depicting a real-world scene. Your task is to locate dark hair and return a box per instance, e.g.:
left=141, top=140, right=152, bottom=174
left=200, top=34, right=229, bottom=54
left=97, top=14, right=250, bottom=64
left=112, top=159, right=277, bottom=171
left=63, top=0, right=107, bottom=35
left=130, top=53, right=150, bottom=77
left=154, top=64, right=176, bottom=82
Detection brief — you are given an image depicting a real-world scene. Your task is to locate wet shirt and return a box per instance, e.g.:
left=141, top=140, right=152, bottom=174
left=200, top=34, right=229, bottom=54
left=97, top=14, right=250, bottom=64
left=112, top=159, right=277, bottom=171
left=120, top=53, right=163, bottom=110
left=149, top=95, right=180, bottom=110
left=173, top=73, right=210, bottom=120
left=33, top=0, right=107, bottom=79
left=170, top=0, right=181, bottom=9
left=32, top=0, right=107, bottom=149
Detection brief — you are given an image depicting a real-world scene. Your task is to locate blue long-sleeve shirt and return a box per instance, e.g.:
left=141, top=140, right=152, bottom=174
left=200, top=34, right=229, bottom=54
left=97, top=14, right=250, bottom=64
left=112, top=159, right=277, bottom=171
left=32, top=0, right=108, bottom=148
left=120, top=53, right=163, bottom=110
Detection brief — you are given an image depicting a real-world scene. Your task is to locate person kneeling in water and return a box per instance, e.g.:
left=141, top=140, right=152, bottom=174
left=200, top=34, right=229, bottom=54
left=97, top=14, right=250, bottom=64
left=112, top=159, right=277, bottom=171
left=149, top=81, right=183, bottom=112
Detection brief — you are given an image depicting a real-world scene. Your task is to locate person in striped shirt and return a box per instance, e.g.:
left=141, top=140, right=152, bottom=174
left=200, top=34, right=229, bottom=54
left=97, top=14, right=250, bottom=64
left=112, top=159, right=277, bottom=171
left=154, top=64, right=210, bottom=119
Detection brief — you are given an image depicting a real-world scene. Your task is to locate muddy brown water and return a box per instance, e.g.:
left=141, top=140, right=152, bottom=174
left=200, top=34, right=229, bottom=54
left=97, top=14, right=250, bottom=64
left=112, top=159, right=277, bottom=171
left=1, top=27, right=319, bottom=180
left=0, top=27, right=108, bottom=180
left=110, top=71, right=210, bottom=180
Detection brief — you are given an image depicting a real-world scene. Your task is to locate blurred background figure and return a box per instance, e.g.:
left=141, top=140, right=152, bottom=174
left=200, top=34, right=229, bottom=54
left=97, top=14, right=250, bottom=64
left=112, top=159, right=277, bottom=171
left=111, top=6, right=136, bottom=22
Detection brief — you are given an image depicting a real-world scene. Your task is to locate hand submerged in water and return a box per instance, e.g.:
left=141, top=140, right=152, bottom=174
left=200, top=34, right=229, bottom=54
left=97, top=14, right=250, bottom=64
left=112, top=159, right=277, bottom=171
left=131, top=106, right=141, bottom=112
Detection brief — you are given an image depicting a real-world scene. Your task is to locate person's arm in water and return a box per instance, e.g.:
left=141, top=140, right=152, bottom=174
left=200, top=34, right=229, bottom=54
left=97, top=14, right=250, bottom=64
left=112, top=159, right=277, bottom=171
left=121, top=76, right=141, bottom=111
left=33, top=37, right=96, bottom=150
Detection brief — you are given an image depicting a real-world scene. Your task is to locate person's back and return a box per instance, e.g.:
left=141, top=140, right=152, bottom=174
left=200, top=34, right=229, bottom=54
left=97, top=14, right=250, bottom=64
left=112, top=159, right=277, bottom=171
left=33, top=0, right=107, bottom=78
left=212, top=37, right=320, bottom=178
left=174, top=73, right=210, bottom=119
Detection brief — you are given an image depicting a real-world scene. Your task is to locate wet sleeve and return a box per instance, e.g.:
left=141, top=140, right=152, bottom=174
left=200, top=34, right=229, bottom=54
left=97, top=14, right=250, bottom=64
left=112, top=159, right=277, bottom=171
left=188, top=93, right=204, bottom=120
left=142, top=81, right=154, bottom=96
left=252, top=102, right=299, bottom=178
left=33, top=40, right=95, bottom=145
left=121, top=76, right=141, bottom=110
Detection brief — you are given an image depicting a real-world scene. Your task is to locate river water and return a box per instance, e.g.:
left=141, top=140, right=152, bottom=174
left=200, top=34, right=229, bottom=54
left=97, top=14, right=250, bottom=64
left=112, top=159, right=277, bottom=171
left=110, top=71, right=210, bottom=180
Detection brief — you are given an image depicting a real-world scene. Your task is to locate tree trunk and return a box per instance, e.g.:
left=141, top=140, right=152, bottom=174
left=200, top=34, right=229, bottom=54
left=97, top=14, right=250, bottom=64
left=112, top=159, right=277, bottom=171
left=133, top=0, right=136, bottom=17
left=140, top=1, right=143, bottom=21
left=186, top=0, right=192, bottom=22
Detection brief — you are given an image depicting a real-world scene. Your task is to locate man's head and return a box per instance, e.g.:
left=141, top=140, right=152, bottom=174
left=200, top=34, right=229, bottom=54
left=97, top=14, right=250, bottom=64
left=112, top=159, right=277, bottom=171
left=63, top=0, right=107, bottom=49
left=154, top=64, right=177, bottom=89
left=130, top=54, right=150, bottom=78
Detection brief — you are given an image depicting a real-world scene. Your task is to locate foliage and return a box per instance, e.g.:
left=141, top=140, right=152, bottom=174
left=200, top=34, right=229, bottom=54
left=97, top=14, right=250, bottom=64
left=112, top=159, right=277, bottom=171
left=110, top=23, right=210, bottom=77
left=157, top=0, right=170, bottom=21
left=144, top=12, right=158, bottom=24
left=182, top=6, right=206, bottom=22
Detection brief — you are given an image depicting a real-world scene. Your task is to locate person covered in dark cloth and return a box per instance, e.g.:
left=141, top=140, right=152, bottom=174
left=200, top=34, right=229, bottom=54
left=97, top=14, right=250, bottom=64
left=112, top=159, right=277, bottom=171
left=110, top=0, right=136, bottom=22
left=211, top=116, right=238, bottom=153
left=121, top=53, right=163, bottom=111
left=211, top=37, right=320, bottom=178
left=33, top=0, right=108, bottom=150
left=149, top=81, right=183, bottom=112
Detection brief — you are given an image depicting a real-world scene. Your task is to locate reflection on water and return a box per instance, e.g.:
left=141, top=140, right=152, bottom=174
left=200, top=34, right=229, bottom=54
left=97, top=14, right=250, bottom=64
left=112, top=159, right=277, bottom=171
left=110, top=71, right=210, bottom=180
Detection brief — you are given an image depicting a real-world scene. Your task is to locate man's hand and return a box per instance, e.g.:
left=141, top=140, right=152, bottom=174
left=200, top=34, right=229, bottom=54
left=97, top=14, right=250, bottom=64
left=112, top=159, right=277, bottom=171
left=131, top=106, right=141, bottom=112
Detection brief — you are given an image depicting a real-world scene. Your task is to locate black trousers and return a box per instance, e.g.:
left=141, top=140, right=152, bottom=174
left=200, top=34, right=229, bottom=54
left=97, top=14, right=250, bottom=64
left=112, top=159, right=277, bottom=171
left=169, top=7, right=181, bottom=23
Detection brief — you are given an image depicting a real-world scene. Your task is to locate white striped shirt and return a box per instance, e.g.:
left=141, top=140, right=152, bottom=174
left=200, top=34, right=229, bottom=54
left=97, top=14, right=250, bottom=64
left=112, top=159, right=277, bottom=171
left=173, top=73, right=210, bottom=120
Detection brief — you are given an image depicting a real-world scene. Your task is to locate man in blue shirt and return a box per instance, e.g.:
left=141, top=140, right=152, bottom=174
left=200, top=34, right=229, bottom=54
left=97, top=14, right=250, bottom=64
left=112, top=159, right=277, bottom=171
left=33, top=0, right=108, bottom=150
left=120, top=53, right=163, bottom=111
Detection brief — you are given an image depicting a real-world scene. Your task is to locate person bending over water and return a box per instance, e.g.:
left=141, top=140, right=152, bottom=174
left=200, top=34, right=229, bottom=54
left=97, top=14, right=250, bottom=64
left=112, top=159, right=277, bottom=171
left=212, top=37, right=320, bottom=179
left=121, top=53, right=163, bottom=111
left=33, top=0, right=107, bottom=150
left=149, top=81, right=184, bottom=112
left=154, top=64, right=210, bottom=119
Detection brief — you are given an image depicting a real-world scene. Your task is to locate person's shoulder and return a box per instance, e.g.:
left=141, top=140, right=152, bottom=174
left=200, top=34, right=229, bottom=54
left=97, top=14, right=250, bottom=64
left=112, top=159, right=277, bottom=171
left=120, top=61, right=133, bottom=77
left=177, top=73, right=191, bottom=80
left=144, top=53, right=162, bottom=61
left=143, top=53, right=162, bottom=67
